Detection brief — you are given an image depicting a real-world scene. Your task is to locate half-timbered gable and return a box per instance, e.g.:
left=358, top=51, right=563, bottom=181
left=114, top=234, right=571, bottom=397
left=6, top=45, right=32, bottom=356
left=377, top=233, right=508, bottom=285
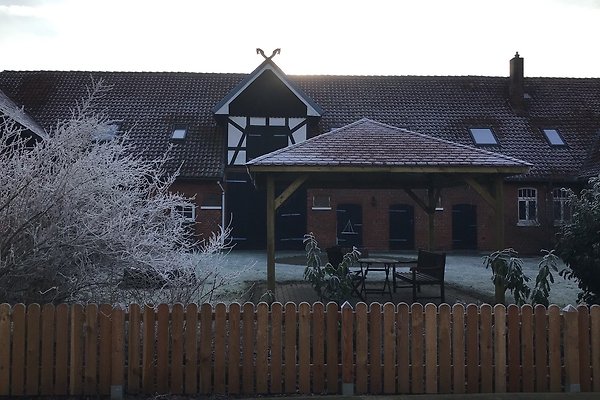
left=213, top=59, right=322, bottom=166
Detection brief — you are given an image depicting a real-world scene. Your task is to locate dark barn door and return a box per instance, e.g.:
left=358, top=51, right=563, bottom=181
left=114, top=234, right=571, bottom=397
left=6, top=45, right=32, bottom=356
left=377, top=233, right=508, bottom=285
left=389, top=204, right=415, bottom=250
left=226, top=173, right=306, bottom=250
left=226, top=173, right=266, bottom=249
left=276, top=186, right=307, bottom=250
left=336, top=204, right=363, bottom=248
left=452, top=204, right=477, bottom=250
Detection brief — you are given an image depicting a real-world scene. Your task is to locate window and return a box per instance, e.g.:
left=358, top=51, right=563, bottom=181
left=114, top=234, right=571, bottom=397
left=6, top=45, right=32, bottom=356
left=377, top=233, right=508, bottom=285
left=542, top=129, right=566, bottom=146
left=469, top=128, right=498, bottom=145
left=553, top=188, right=571, bottom=224
left=518, top=188, right=537, bottom=225
left=312, top=195, right=331, bottom=210
left=200, top=193, right=222, bottom=210
left=175, top=204, right=195, bottom=221
left=171, top=126, right=187, bottom=140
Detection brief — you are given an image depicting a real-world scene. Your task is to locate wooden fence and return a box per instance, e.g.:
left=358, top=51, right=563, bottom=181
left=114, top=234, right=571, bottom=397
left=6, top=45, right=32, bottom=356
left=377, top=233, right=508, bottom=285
left=0, top=302, right=599, bottom=396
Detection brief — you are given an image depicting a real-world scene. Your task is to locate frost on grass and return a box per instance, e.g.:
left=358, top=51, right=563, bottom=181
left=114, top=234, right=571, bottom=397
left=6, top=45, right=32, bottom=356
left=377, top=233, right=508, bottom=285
left=0, top=80, right=239, bottom=305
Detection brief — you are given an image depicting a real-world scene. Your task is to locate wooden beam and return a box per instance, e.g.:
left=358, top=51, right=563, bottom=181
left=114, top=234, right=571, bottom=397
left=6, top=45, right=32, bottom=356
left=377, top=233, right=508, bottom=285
left=494, top=176, right=505, bottom=250
left=266, top=176, right=276, bottom=292
left=464, top=177, right=496, bottom=209
left=404, top=189, right=430, bottom=213
left=274, top=175, right=308, bottom=210
left=248, top=165, right=529, bottom=174
left=427, top=187, right=436, bottom=250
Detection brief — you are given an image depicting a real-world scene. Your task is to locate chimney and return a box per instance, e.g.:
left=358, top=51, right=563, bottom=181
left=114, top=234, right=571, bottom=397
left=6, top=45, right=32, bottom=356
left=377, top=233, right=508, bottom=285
left=509, top=52, right=525, bottom=114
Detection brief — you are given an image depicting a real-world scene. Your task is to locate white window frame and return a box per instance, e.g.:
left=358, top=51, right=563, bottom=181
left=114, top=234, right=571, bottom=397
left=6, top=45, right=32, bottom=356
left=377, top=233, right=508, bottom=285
left=176, top=204, right=196, bottom=222
left=517, top=187, right=538, bottom=226
left=552, top=187, right=571, bottom=225
left=312, top=195, right=331, bottom=210
left=200, top=193, right=222, bottom=210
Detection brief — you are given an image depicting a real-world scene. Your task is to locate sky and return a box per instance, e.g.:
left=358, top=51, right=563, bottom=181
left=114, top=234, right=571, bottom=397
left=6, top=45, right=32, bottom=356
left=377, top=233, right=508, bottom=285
left=1, top=0, right=599, bottom=77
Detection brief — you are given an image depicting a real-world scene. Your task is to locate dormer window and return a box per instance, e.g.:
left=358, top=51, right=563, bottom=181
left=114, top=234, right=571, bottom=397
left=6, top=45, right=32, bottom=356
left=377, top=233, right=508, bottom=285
left=542, top=129, right=565, bottom=146
left=469, top=128, right=498, bottom=145
left=171, top=125, right=187, bottom=140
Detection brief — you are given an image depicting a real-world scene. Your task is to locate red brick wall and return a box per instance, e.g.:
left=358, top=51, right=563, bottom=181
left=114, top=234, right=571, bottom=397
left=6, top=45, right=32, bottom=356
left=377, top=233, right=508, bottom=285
left=170, top=180, right=223, bottom=243
left=307, top=183, right=560, bottom=255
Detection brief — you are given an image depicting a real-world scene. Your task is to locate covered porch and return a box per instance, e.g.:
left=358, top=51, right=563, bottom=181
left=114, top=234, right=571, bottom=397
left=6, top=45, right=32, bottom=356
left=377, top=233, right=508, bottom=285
left=247, top=119, right=531, bottom=291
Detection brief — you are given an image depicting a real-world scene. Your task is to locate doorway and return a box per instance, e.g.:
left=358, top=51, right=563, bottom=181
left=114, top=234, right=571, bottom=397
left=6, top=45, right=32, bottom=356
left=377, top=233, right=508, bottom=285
left=336, top=204, right=363, bottom=248
left=452, top=204, right=477, bottom=250
left=389, top=204, right=415, bottom=250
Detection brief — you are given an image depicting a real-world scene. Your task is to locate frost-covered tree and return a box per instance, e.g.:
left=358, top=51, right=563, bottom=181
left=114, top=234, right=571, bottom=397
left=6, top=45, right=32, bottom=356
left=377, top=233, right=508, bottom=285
left=556, top=175, right=600, bottom=305
left=0, top=81, right=233, bottom=304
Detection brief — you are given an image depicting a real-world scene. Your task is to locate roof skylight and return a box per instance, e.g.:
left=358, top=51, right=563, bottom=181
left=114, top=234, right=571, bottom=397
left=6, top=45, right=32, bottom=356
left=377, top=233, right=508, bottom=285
left=542, top=129, right=565, bottom=146
left=469, top=128, right=498, bottom=145
left=171, top=126, right=187, bottom=140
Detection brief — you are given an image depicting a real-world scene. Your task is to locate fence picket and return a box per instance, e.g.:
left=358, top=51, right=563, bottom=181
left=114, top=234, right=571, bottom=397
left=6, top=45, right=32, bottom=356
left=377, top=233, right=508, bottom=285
left=564, top=306, right=580, bottom=392
left=370, top=302, right=382, bottom=394
left=54, top=303, right=68, bottom=395
left=40, top=304, right=54, bottom=395
left=84, top=304, right=98, bottom=396
left=25, top=303, right=41, bottom=396
left=534, top=305, right=548, bottom=392
left=425, top=303, right=438, bottom=394
left=110, top=306, right=125, bottom=394
left=355, top=302, right=368, bottom=394
left=479, top=304, right=493, bottom=393
left=507, top=304, right=520, bottom=392
left=127, top=304, right=141, bottom=394
left=577, top=305, right=591, bottom=392
left=227, top=303, right=241, bottom=395
left=452, top=304, right=465, bottom=394
left=242, top=302, right=255, bottom=394
left=298, top=302, right=311, bottom=394
left=325, top=302, right=338, bottom=394
left=270, top=303, right=283, bottom=394
left=410, top=303, right=424, bottom=394
left=142, top=305, right=155, bottom=394
left=312, top=302, right=325, bottom=394
left=98, top=304, right=112, bottom=396
left=438, top=303, right=452, bottom=393
left=397, top=303, right=410, bottom=393
left=184, top=303, right=198, bottom=394
left=156, top=304, right=169, bottom=394
left=466, top=304, right=479, bottom=393
left=0, top=304, right=10, bottom=395
left=170, top=304, right=184, bottom=394
left=255, top=303, right=269, bottom=394
left=548, top=305, right=561, bottom=392
left=199, top=303, right=213, bottom=394
left=213, top=303, right=227, bottom=394
left=70, top=303, right=84, bottom=395
left=521, top=305, right=534, bottom=392
left=284, top=302, right=297, bottom=394
left=493, top=304, right=506, bottom=393
left=383, top=303, right=396, bottom=394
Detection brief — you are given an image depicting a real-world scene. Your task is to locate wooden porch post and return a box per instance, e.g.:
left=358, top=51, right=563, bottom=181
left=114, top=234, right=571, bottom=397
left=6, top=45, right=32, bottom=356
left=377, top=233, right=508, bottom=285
left=266, top=176, right=276, bottom=292
left=427, top=188, right=436, bottom=251
left=494, top=176, right=505, bottom=250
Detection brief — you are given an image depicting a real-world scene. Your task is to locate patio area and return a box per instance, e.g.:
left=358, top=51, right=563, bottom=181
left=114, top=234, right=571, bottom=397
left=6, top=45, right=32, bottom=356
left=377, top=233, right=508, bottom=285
left=217, top=250, right=581, bottom=307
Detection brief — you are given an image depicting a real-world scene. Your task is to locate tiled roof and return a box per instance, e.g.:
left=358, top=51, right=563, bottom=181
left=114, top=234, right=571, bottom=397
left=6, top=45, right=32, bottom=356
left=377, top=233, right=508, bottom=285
left=248, top=118, right=531, bottom=171
left=1, top=69, right=599, bottom=180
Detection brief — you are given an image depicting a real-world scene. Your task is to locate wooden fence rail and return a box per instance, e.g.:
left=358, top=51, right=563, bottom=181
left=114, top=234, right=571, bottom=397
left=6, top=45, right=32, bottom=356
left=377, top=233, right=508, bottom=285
left=0, top=302, right=599, bottom=396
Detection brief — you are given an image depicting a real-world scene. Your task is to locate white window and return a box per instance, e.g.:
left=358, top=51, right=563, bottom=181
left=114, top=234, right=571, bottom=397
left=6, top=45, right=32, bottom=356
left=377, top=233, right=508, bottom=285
left=469, top=128, right=498, bottom=145
left=542, top=129, right=565, bottom=146
left=200, top=193, right=222, bottom=210
left=518, top=188, right=537, bottom=225
left=175, top=205, right=195, bottom=221
left=553, top=188, right=571, bottom=224
left=312, top=195, right=331, bottom=210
